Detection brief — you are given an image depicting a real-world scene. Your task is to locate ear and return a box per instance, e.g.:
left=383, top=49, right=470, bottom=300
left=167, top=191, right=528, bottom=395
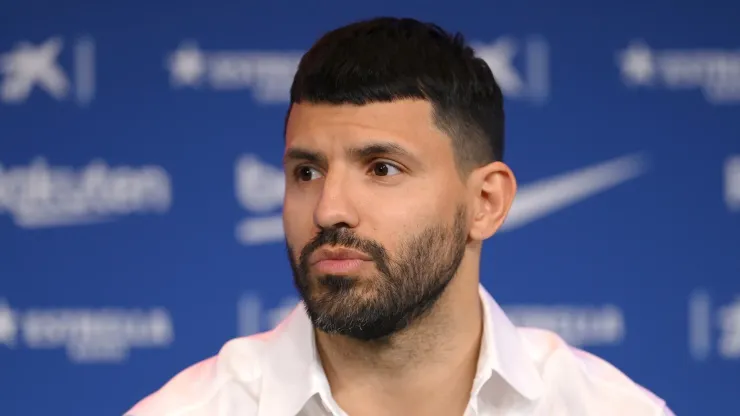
left=468, top=161, right=517, bottom=241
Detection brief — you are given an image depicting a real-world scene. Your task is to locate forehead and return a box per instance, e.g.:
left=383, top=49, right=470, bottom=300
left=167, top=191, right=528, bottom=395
left=284, top=100, right=452, bottom=157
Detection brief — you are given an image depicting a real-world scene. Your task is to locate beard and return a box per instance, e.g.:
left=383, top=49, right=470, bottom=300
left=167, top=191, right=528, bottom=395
left=286, top=205, right=468, bottom=341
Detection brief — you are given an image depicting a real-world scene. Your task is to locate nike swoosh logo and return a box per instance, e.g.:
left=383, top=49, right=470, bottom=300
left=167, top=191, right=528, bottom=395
left=500, top=152, right=649, bottom=232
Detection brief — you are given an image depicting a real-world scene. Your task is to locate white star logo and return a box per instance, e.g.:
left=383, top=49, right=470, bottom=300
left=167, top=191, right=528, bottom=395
left=617, top=41, right=656, bottom=86
left=167, top=41, right=206, bottom=87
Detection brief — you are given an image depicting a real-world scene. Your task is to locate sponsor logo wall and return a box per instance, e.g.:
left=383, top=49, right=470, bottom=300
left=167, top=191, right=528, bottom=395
left=1, top=2, right=737, bottom=415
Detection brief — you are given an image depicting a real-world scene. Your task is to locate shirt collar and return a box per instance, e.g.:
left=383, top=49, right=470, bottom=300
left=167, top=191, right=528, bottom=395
left=255, top=304, right=327, bottom=416
left=474, top=285, right=545, bottom=401
left=255, top=284, right=544, bottom=416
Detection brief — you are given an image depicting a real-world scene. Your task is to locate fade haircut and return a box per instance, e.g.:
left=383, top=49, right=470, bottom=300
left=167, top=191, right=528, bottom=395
left=287, top=17, right=506, bottom=174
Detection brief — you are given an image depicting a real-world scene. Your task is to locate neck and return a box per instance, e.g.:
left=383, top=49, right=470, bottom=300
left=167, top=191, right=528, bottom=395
left=315, top=261, right=484, bottom=416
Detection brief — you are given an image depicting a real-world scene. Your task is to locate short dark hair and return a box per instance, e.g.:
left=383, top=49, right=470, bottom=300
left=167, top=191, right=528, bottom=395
left=287, top=17, right=506, bottom=173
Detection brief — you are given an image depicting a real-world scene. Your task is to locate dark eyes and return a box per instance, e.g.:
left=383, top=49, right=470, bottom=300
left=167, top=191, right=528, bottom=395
left=294, top=161, right=402, bottom=182
left=371, top=162, right=401, bottom=177
left=295, top=166, right=321, bottom=182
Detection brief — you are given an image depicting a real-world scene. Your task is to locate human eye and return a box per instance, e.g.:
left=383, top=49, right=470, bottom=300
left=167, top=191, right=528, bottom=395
left=369, top=161, right=402, bottom=177
left=293, top=165, right=324, bottom=182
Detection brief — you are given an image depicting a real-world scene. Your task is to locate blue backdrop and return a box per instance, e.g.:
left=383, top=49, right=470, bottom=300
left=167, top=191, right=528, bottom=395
left=1, top=1, right=738, bottom=415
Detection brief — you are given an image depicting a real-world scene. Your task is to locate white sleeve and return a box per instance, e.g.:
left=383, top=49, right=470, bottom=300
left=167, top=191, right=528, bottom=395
left=661, top=405, right=677, bottom=416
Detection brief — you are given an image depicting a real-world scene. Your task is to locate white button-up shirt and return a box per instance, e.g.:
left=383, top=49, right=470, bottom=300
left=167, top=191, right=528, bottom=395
left=125, top=285, right=675, bottom=416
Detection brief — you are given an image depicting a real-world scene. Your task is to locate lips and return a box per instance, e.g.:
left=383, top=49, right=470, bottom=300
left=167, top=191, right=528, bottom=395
left=309, top=247, right=373, bottom=274
left=309, top=247, right=372, bottom=265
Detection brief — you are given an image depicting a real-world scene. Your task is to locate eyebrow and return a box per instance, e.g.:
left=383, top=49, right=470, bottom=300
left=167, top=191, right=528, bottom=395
left=283, top=148, right=326, bottom=166
left=283, top=141, right=417, bottom=166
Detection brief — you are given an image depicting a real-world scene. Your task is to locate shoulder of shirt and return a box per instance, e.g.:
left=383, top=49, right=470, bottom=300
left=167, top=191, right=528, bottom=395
left=515, top=326, right=673, bottom=415
left=123, top=331, right=274, bottom=416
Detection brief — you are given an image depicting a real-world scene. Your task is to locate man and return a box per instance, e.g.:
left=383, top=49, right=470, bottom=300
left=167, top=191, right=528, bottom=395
left=126, top=17, right=674, bottom=416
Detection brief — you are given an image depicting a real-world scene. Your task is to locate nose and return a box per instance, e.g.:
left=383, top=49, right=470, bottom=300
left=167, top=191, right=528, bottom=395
left=313, top=169, right=359, bottom=230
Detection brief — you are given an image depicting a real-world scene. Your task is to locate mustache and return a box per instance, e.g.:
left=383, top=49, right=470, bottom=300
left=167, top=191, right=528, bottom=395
left=299, top=227, right=391, bottom=275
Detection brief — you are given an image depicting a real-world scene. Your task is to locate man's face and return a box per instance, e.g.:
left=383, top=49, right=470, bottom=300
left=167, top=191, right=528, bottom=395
left=283, top=99, right=470, bottom=341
